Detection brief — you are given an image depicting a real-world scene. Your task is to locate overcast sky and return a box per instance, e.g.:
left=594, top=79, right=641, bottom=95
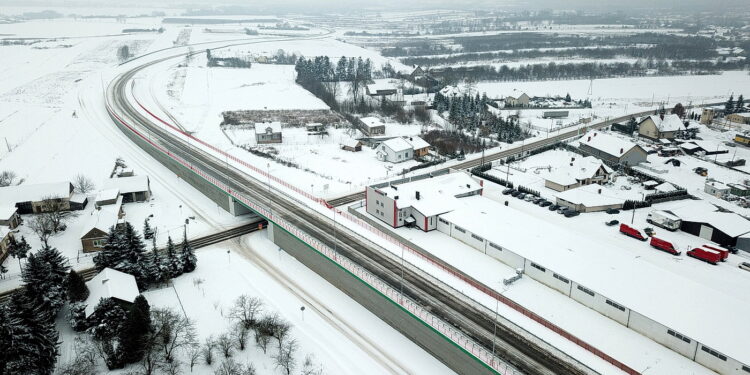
left=4, top=0, right=745, bottom=13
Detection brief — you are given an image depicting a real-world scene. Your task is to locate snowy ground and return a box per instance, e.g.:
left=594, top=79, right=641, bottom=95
left=57, top=233, right=453, bottom=374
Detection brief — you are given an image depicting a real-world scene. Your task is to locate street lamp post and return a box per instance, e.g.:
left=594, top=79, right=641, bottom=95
left=631, top=192, right=645, bottom=225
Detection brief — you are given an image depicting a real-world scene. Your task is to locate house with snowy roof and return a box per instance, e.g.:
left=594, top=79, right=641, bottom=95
left=0, top=206, right=20, bottom=229
left=404, top=136, right=430, bottom=157
left=360, top=117, right=386, bottom=136
left=638, top=114, right=684, bottom=140
left=0, top=227, right=13, bottom=263
left=80, top=196, right=124, bottom=253
left=544, top=156, right=613, bottom=192
left=376, top=138, right=413, bottom=163
left=102, top=175, right=151, bottom=203
left=84, top=268, right=139, bottom=318
left=254, top=122, right=282, bottom=144
left=555, top=184, right=625, bottom=213
left=578, top=131, right=648, bottom=167
left=0, top=181, right=75, bottom=214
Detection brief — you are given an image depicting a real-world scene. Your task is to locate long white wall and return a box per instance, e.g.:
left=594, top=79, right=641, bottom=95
left=436, top=216, right=748, bottom=375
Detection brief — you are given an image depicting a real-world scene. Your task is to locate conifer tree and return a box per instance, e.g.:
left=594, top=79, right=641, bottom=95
left=22, top=245, right=69, bottom=316
left=4, top=293, right=60, bottom=375
left=181, top=228, right=197, bottom=273
left=165, top=236, right=182, bottom=278
left=94, top=225, right=126, bottom=271
left=121, top=222, right=148, bottom=283
left=7, top=235, right=30, bottom=269
left=737, top=94, right=745, bottom=113
left=118, top=295, right=151, bottom=364
left=66, top=269, right=89, bottom=302
left=726, top=94, right=735, bottom=115
left=143, top=217, right=154, bottom=240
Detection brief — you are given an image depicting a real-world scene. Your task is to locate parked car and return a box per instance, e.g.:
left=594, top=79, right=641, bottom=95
left=557, top=207, right=569, bottom=214
left=687, top=247, right=721, bottom=265
left=510, top=190, right=521, bottom=197
left=532, top=197, right=544, bottom=204
left=739, top=262, right=750, bottom=271
left=605, top=208, right=620, bottom=214
left=650, top=237, right=680, bottom=255
left=516, top=193, right=526, bottom=199
left=502, top=188, right=513, bottom=195
left=524, top=194, right=536, bottom=202
left=564, top=210, right=580, bottom=217
left=540, top=201, right=552, bottom=207
left=605, top=220, right=619, bottom=226
left=619, top=224, right=647, bottom=241
left=548, top=204, right=560, bottom=211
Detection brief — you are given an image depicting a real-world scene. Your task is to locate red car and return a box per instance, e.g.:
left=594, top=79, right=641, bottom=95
left=702, top=245, right=729, bottom=262
left=687, top=247, right=722, bottom=265
left=620, top=224, right=647, bottom=241
left=650, top=237, right=680, bottom=255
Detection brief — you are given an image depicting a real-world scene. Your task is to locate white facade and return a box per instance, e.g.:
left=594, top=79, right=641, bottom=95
left=376, top=138, right=413, bottom=163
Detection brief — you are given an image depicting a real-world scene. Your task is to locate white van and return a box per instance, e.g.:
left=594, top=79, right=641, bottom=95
left=647, top=210, right=682, bottom=231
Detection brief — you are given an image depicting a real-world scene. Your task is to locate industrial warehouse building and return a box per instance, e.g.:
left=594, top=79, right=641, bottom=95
left=432, top=196, right=749, bottom=375
left=671, top=203, right=750, bottom=252
left=578, top=131, right=648, bottom=166
left=365, top=172, right=482, bottom=231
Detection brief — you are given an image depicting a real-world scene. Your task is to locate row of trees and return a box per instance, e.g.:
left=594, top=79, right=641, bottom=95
left=433, top=91, right=525, bottom=143
left=726, top=94, right=746, bottom=115
left=93, top=221, right=196, bottom=289
left=294, top=56, right=373, bottom=83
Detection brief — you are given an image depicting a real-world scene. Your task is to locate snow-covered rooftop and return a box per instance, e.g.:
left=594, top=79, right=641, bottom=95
left=438, top=195, right=750, bottom=364
left=579, top=131, right=640, bottom=158
left=0, top=226, right=9, bottom=239
left=671, top=203, right=750, bottom=237
left=84, top=267, right=139, bottom=318
left=544, top=156, right=612, bottom=186
left=655, top=182, right=677, bottom=192
left=340, top=138, right=361, bottom=148
left=556, top=184, right=625, bottom=207
left=361, top=117, right=385, bottom=129
left=732, top=112, right=750, bottom=118
left=381, top=137, right=412, bottom=153
left=69, top=192, right=87, bottom=204
left=80, top=196, right=123, bottom=238
left=95, top=188, right=119, bottom=205
left=644, top=114, right=683, bottom=132
left=367, top=80, right=398, bottom=92
left=254, top=121, right=282, bottom=134
left=102, top=175, right=150, bottom=194
left=377, top=172, right=481, bottom=215
left=0, top=206, right=17, bottom=220
left=404, top=136, right=430, bottom=150
left=0, top=181, right=72, bottom=203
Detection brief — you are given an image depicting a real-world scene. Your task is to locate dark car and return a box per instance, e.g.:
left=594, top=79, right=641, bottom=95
left=564, top=210, right=580, bottom=217
left=606, top=208, right=620, bottom=214
left=510, top=190, right=521, bottom=197
left=557, top=207, right=570, bottom=214
left=540, top=200, right=552, bottom=207
left=532, top=197, right=544, bottom=204
left=502, top=188, right=513, bottom=195
left=605, top=220, right=620, bottom=226
left=517, top=193, right=526, bottom=200
left=548, top=204, right=560, bottom=211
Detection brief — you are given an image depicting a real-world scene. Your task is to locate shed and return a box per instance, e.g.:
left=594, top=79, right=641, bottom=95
left=69, top=193, right=88, bottom=211
left=103, top=175, right=151, bottom=203
left=0, top=206, right=20, bottom=229
left=361, top=117, right=386, bottom=136
left=80, top=196, right=124, bottom=253
left=404, top=136, right=430, bottom=157
left=0, top=181, right=74, bottom=214
left=340, top=138, right=362, bottom=152
left=84, top=268, right=139, bottom=318
left=254, top=122, right=283, bottom=144
left=704, top=180, right=730, bottom=198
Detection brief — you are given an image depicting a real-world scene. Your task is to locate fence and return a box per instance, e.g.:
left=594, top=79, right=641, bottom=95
left=121, top=94, right=643, bottom=375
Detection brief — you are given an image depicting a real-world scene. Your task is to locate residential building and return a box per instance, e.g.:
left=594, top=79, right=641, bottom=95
left=729, top=183, right=750, bottom=197
left=638, top=114, right=683, bottom=140
left=404, top=136, right=430, bottom=158
left=544, top=156, right=613, bottom=192
left=727, top=112, right=750, bottom=125
left=254, top=122, right=283, bottom=144
left=0, top=181, right=75, bottom=214
left=340, top=139, right=362, bottom=152
left=555, top=184, right=625, bottom=213
left=701, top=107, right=718, bottom=125
left=377, top=138, right=413, bottom=163
left=69, top=193, right=88, bottom=211
left=361, top=117, right=386, bottom=136
left=578, top=131, right=648, bottom=166
left=679, top=140, right=729, bottom=156
left=0, top=227, right=13, bottom=263
left=705, top=179, right=730, bottom=198
left=365, top=172, right=482, bottom=231
left=102, top=175, right=151, bottom=203
left=84, top=268, right=140, bottom=318
left=0, top=206, right=20, bottom=229
left=505, top=93, right=530, bottom=107
left=80, top=196, right=124, bottom=253
left=95, top=188, right=120, bottom=207
left=305, top=123, right=326, bottom=132
left=366, top=81, right=399, bottom=97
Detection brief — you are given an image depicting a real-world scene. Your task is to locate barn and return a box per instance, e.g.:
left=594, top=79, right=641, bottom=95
left=672, top=204, right=750, bottom=250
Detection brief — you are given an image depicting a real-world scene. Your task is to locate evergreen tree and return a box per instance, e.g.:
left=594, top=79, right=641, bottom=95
left=165, top=236, right=182, bottom=278
left=121, top=222, right=148, bottom=284
left=737, top=94, right=745, bottom=113
left=7, top=235, right=31, bottom=269
left=93, top=225, right=126, bottom=271
left=87, top=298, right=127, bottom=369
left=180, top=228, right=197, bottom=273
left=3, top=293, right=60, bottom=375
left=118, top=295, right=151, bottom=364
left=66, top=269, right=89, bottom=302
left=22, top=245, right=69, bottom=316
left=335, top=56, right=347, bottom=81
left=143, top=217, right=154, bottom=240
left=726, top=94, right=735, bottom=115
left=565, top=92, right=572, bottom=102
left=145, top=237, right=163, bottom=285
left=0, top=262, right=7, bottom=279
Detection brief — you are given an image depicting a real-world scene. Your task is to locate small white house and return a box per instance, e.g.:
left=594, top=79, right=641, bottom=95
left=377, top=138, right=413, bottom=163
left=254, top=122, right=283, bottom=144
left=84, top=267, right=139, bottom=318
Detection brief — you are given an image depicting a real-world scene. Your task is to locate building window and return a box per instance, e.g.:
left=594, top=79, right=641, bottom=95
left=741, top=365, right=750, bottom=373
left=577, top=285, right=595, bottom=297
left=471, top=234, right=484, bottom=242
left=530, top=263, right=545, bottom=272
left=376, top=209, right=380, bottom=215
left=606, top=299, right=626, bottom=312
left=701, top=346, right=727, bottom=361
left=439, top=218, right=449, bottom=225
left=454, top=226, right=466, bottom=233
left=489, top=242, right=502, bottom=251
left=92, top=239, right=106, bottom=248
left=667, top=329, right=691, bottom=344
left=553, top=273, right=569, bottom=284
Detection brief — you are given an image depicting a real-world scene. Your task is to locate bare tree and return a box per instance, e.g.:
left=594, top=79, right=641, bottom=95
left=202, top=336, right=216, bottom=365
left=273, top=339, right=298, bottom=375
left=215, top=358, right=255, bottom=375
left=56, top=336, right=99, bottom=375
left=28, top=214, right=54, bottom=246
left=0, top=170, right=17, bottom=187
left=216, top=332, right=234, bottom=358
left=228, top=295, right=263, bottom=330
left=300, top=354, right=323, bottom=375
left=232, top=325, right=249, bottom=351
left=185, top=344, right=201, bottom=372
left=37, top=195, right=76, bottom=233
left=73, top=174, right=96, bottom=194
left=152, top=308, right=197, bottom=362
left=271, top=316, right=291, bottom=348
left=163, top=359, right=183, bottom=375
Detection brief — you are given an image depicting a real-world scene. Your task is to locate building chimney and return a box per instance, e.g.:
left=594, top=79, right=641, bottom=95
left=660, top=113, right=664, bottom=120
left=588, top=136, right=591, bottom=142
left=620, top=148, right=624, bottom=154
left=598, top=188, right=602, bottom=194
left=415, top=191, right=420, bottom=200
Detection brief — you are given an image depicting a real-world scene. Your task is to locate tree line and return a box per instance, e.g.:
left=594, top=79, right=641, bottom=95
left=433, top=91, right=525, bottom=143
left=294, top=55, right=373, bottom=83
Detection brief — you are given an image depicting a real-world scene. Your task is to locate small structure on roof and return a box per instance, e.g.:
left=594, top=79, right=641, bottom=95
left=544, top=156, right=613, bottom=192
left=254, top=122, right=283, bottom=144
left=366, top=171, right=482, bottom=231
left=578, top=131, right=648, bottom=167
left=705, top=179, right=730, bottom=198
left=103, top=175, right=151, bottom=203
left=555, top=184, right=625, bottom=213
left=638, top=114, right=684, bottom=140
left=404, top=136, right=430, bottom=157
left=340, top=138, right=362, bottom=152
left=360, top=117, right=386, bottom=136
left=376, top=138, right=413, bottom=163
left=0, top=206, right=20, bottom=229
left=80, top=196, right=124, bottom=253
left=84, top=268, right=139, bottom=318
